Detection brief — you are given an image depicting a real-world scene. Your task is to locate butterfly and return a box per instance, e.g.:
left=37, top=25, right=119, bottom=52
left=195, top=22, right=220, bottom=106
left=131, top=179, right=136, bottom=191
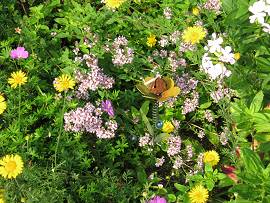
left=136, top=76, right=181, bottom=102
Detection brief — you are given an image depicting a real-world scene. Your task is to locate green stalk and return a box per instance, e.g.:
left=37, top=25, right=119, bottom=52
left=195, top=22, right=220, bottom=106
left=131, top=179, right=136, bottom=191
left=18, top=85, right=21, bottom=132
left=54, top=92, right=66, bottom=168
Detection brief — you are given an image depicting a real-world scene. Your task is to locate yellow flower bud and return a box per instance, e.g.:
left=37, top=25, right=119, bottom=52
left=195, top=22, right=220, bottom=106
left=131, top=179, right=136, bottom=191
left=192, top=7, right=200, bottom=16
left=162, top=121, right=174, bottom=133
left=234, top=52, right=241, bottom=60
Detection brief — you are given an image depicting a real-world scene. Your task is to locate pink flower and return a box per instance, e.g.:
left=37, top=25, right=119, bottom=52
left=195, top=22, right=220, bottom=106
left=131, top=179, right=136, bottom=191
left=148, top=196, right=167, bottom=203
left=101, top=100, right=114, bottom=117
left=10, top=47, right=29, bottom=59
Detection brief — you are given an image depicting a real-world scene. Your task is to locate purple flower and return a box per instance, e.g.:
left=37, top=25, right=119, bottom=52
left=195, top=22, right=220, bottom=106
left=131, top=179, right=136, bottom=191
left=148, top=196, right=167, bottom=203
left=101, top=100, right=114, bottom=117
left=10, top=47, right=29, bottom=59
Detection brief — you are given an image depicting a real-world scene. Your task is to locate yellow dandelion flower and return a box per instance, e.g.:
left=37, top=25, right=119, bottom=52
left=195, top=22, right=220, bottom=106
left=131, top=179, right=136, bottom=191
left=0, top=197, right=4, bottom=203
left=0, top=154, right=24, bottom=179
left=53, top=74, right=75, bottom=92
left=8, top=70, right=27, bottom=89
left=0, top=95, right=7, bottom=115
left=147, top=34, right=157, bottom=47
left=192, top=7, right=200, bottom=16
left=103, top=0, right=126, bottom=9
left=234, top=52, right=241, bottom=60
left=203, top=150, right=220, bottom=167
left=182, top=26, right=206, bottom=44
left=162, top=121, right=174, bottom=133
left=188, top=185, right=209, bottom=203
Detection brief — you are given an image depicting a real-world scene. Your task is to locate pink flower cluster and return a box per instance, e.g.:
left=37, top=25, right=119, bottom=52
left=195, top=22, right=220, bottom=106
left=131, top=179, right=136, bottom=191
left=182, top=92, right=199, bottom=115
left=75, top=54, right=115, bottom=99
left=203, top=0, right=222, bottom=13
left=167, top=136, right=181, bottom=156
left=10, top=47, right=29, bottom=59
left=175, top=74, right=198, bottom=95
left=112, top=36, right=134, bottom=66
left=139, top=133, right=153, bottom=147
left=64, top=102, right=118, bottom=139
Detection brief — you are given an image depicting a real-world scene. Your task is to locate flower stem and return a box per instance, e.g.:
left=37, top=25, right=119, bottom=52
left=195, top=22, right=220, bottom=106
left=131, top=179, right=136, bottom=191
left=54, top=93, right=66, bottom=168
left=18, top=85, right=21, bottom=132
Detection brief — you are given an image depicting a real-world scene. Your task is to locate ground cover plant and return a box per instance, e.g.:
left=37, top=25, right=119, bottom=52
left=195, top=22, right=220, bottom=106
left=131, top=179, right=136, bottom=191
left=1, top=0, right=270, bottom=202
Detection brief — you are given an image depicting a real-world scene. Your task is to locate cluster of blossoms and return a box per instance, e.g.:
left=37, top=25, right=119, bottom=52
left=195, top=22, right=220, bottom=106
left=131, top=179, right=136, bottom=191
left=74, top=54, right=114, bottom=99
left=139, top=133, right=153, bottom=147
left=155, top=156, right=165, bottom=167
left=210, top=85, right=232, bottom=103
left=163, top=7, right=172, bottom=19
left=201, top=33, right=238, bottom=80
left=112, top=36, right=134, bottom=66
left=203, top=0, right=222, bottom=13
left=249, top=0, right=270, bottom=33
left=64, top=102, right=118, bottom=139
left=175, top=74, right=198, bottom=95
left=182, top=91, right=199, bottom=115
left=219, top=127, right=229, bottom=145
left=204, top=110, right=214, bottom=122
left=167, top=136, right=181, bottom=156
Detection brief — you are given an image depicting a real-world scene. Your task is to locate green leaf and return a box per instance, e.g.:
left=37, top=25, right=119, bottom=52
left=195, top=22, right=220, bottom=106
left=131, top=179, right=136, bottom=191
left=174, top=183, right=188, bottom=193
left=255, top=123, right=270, bottom=133
left=254, top=133, right=270, bottom=142
left=205, top=179, right=215, bottom=191
left=241, top=148, right=264, bottom=174
left=204, top=163, right=213, bottom=173
left=140, top=101, right=150, bottom=115
left=168, top=194, right=176, bottom=202
left=199, top=102, right=212, bottom=109
left=250, top=91, right=264, bottom=113
left=136, top=167, right=147, bottom=183
left=259, top=141, right=270, bottom=152
left=140, top=109, right=154, bottom=136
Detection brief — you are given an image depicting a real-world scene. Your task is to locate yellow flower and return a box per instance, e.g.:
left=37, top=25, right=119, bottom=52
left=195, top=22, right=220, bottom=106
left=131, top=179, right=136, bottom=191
left=162, top=121, right=174, bottom=133
left=0, top=95, right=7, bottom=115
left=103, top=0, right=126, bottom=9
left=8, top=70, right=27, bottom=88
left=234, top=52, right=241, bottom=60
left=0, top=197, right=4, bottom=203
left=53, top=74, right=75, bottom=92
left=182, top=26, right=206, bottom=44
left=203, top=150, right=220, bottom=167
left=0, top=154, right=24, bottom=179
left=147, top=34, right=157, bottom=47
left=192, top=7, right=200, bottom=16
left=188, top=185, right=209, bottom=203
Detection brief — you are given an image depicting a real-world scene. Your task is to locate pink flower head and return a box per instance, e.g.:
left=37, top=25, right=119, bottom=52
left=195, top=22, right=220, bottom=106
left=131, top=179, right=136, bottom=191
left=10, top=47, right=29, bottom=59
left=101, top=100, right=114, bottom=117
left=148, top=196, right=167, bottom=203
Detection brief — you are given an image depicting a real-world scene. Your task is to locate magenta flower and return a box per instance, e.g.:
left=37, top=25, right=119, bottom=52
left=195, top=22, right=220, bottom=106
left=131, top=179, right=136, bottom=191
left=101, top=100, right=114, bottom=117
left=148, top=196, right=167, bottom=203
left=10, top=47, right=29, bottom=59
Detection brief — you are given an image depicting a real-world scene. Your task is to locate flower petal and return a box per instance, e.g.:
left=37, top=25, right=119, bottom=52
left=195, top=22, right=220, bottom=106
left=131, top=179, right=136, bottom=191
left=158, top=87, right=180, bottom=102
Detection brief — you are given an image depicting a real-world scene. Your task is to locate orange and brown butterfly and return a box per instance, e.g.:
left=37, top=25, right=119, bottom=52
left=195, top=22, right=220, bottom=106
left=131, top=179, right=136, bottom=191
left=136, top=76, right=180, bottom=102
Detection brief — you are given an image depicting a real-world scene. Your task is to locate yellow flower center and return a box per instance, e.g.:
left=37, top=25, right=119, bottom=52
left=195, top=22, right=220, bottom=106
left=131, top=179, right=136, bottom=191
left=5, top=161, right=17, bottom=172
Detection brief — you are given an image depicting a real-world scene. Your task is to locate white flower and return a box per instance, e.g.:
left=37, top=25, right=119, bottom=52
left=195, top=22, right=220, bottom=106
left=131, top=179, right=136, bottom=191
left=207, top=33, right=223, bottom=53
left=249, top=1, right=266, bottom=24
left=263, top=23, right=270, bottom=33
left=206, top=63, right=231, bottom=80
left=219, top=46, right=236, bottom=64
